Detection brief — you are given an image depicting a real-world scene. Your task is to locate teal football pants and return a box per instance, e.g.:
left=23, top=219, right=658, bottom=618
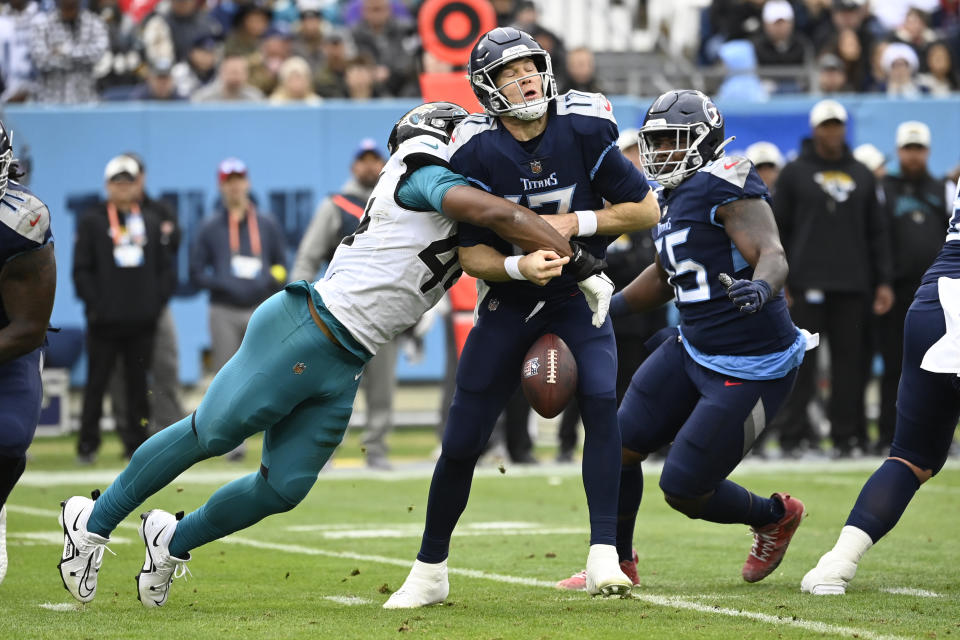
left=86, top=289, right=365, bottom=556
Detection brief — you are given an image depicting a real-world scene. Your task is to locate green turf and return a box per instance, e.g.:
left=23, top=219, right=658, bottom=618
left=2, top=432, right=958, bottom=639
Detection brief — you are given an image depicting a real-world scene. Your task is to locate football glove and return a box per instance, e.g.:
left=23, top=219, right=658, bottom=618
left=719, top=272, right=772, bottom=314
left=563, top=241, right=607, bottom=281
left=578, top=272, right=615, bottom=327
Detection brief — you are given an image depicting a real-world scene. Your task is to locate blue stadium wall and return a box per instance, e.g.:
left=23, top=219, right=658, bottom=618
left=6, top=95, right=960, bottom=385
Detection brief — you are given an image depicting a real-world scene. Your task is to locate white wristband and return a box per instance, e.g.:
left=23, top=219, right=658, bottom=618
left=575, top=210, right=598, bottom=237
left=504, top=255, right=527, bottom=280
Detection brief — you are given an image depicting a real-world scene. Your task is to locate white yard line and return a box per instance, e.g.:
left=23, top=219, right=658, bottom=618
left=322, top=596, right=373, bottom=606
left=38, top=603, right=81, bottom=612
left=881, top=587, right=942, bottom=598
left=7, top=505, right=926, bottom=638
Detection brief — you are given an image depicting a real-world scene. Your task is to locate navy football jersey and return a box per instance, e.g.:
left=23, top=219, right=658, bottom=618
left=0, top=180, right=53, bottom=330
left=920, top=180, right=960, bottom=287
left=653, top=156, right=796, bottom=358
left=450, top=91, right=650, bottom=298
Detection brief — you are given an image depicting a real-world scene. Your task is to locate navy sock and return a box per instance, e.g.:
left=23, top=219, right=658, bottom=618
left=846, top=459, right=921, bottom=543
left=0, top=454, right=26, bottom=508
left=698, top=480, right=783, bottom=527
left=579, top=394, right=620, bottom=546
left=417, top=453, right=478, bottom=563
left=616, top=463, right=643, bottom=562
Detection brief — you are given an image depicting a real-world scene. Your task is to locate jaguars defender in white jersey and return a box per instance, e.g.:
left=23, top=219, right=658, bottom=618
left=0, top=120, right=56, bottom=586
left=57, top=102, right=606, bottom=609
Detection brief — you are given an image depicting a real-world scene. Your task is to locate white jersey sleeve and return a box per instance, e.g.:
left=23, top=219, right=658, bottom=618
left=314, top=136, right=462, bottom=355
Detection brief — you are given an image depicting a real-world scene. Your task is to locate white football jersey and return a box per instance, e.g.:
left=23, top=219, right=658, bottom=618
left=315, top=135, right=462, bottom=354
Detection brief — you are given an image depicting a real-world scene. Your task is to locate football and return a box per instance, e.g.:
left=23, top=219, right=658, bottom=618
left=520, top=333, right=578, bottom=419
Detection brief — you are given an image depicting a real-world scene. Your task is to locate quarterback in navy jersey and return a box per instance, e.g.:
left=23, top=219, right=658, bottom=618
left=0, top=121, right=56, bottom=585
left=559, top=90, right=814, bottom=588
left=386, top=27, right=660, bottom=608
left=802, top=182, right=960, bottom=595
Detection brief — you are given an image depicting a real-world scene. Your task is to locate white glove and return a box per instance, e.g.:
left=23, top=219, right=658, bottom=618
left=578, top=272, right=615, bottom=328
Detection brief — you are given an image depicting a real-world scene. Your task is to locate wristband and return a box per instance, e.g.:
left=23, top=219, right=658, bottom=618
left=575, top=210, right=598, bottom=237
left=504, top=255, right=527, bottom=280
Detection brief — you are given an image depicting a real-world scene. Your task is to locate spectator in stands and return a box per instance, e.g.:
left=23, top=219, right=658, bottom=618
left=771, top=100, right=893, bottom=458
left=30, top=0, right=109, bottom=103
left=918, top=41, right=959, bottom=95
left=287, top=139, right=394, bottom=469
left=73, top=155, right=174, bottom=463
left=753, top=0, right=812, bottom=67
left=562, top=46, right=601, bottom=94
left=109, top=153, right=185, bottom=435
left=875, top=121, right=948, bottom=453
left=313, top=28, right=353, bottom=97
left=142, top=0, right=222, bottom=67
left=812, top=0, right=883, bottom=55
left=190, top=158, right=287, bottom=458
left=816, top=52, right=852, bottom=93
left=93, top=0, right=144, bottom=98
left=350, top=0, right=417, bottom=96
left=880, top=41, right=925, bottom=97
left=708, top=0, right=766, bottom=44
left=745, top=141, right=786, bottom=193
left=492, top=0, right=518, bottom=27
left=191, top=53, right=264, bottom=102
left=344, top=54, right=381, bottom=99
left=853, top=143, right=887, bottom=179
left=893, top=7, right=937, bottom=58
left=249, top=27, right=294, bottom=95
left=716, top=39, right=769, bottom=102
left=823, top=26, right=871, bottom=92
left=172, top=33, right=220, bottom=97
left=269, top=56, right=321, bottom=103
left=291, top=0, right=327, bottom=72
left=128, top=59, right=186, bottom=101
left=0, top=0, right=39, bottom=102
left=224, top=1, right=272, bottom=57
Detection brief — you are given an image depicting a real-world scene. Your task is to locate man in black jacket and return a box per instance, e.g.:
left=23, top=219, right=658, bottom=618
left=874, top=121, right=949, bottom=451
left=771, top=99, right=893, bottom=458
left=73, top=155, right=174, bottom=462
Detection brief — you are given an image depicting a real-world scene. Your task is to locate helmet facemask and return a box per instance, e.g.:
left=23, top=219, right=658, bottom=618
left=639, top=122, right=713, bottom=188
left=472, top=49, right=557, bottom=121
left=0, top=127, right=13, bottom=201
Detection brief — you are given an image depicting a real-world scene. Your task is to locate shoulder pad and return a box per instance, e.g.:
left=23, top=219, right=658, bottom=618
left=0, top=187, right=51, bottom=244
left=555, top=91, right=617, bottom=125
left=395, top=134, right=452, bottom=164
left=702, top=155, right=752, bottom=189
left=448, top=114, right=496, bottom=158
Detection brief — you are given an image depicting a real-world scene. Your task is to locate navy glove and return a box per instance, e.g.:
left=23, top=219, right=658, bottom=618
left=563, top=240, right=608, bottom=282
left=719, top=272, right=772, bottom=314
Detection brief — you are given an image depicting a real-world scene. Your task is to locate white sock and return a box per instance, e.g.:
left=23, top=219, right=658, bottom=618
left=829, top=526, right=874, bottom=564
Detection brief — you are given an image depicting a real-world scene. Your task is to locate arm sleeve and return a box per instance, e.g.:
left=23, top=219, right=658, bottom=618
left=396, top=164, right=469, bottom=212
left=580, top=116, right=650, bottom=204
left=189, top=225, right=217, bottom=292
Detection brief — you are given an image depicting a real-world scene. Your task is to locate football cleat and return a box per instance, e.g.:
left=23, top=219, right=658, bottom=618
left=137, top=509, right=191, bottom=608
left=801, top=551, right=858, bottom=595
left=556, top=548, right=640, bottom=590
left=742, top=492, right=806, bottom=583
left=382, top=559, right=449, bottom=609
left=585, top=544, right=633, bottom=597
left=0, top=505, right=7, bottom=585
left=58, top=490, right=111, bottom=603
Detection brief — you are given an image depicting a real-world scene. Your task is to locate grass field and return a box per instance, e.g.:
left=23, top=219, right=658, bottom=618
left=2, top=430, right=959, bottom=639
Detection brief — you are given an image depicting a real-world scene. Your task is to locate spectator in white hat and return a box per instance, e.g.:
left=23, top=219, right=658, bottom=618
left=872, top=120, right=949, bottom=453
left=880, top=41, right=925, bottom=98
left=752, top=0, right=811, bottom=69
left=745, top=141, right=785, bottom=193
left=853, top=143, right=887, bottom=179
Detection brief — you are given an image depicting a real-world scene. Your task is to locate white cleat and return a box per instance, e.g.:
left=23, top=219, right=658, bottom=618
left=137, top=509, right=191, bottom=608
left=801, top=551, right=858, bottom=595
left=0, top=505, right=7, bottom=585
left=58, top=491, right=110, bottom=603
left=585, top=544, right=633, bottom=598
left=382, top=559, right=449, bottom=609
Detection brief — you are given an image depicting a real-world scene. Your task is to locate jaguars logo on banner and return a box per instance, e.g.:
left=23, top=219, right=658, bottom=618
left=418, top=0, right=497, bottom=65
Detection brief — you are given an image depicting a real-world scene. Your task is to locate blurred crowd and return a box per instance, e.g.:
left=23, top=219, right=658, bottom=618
left=4, top=0, right=960, bottom=105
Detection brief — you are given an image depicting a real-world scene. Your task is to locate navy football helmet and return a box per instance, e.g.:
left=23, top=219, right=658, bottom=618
left=0, top=120, right=13, bottom=199
left=638, top=90, right=734, bottom=188
left=467, top=27, right=557, bottom=121
left=388, top=102, right=469, bottom=154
